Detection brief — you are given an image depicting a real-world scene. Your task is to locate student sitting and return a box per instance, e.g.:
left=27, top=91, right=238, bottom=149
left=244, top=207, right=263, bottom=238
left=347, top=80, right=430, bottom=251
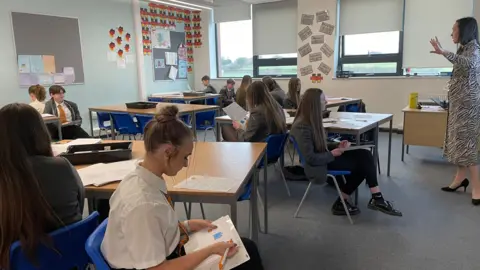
left=219, top=78, right=236, bottom=108
left=222, top=81, right=286, bottom=142
left=101, top=105, right=264, bottom=270
left=262, top=76, right=285, bottom=107
left=28, top=84, right=47, bottom=113
left=201, top=75, right=217, bottom=94
left=0, top=103, right=85, bottom=269
left=290, top=88, right=402, bottom=217
left=44, top=85, right=91, bottom=139
left=284, top=77, right=301, bottom=109
left=235, top=75, right=252, bottom=110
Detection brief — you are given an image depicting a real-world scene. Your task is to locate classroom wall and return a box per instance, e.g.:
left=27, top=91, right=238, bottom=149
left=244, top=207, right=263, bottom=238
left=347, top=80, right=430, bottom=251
left=0, top=0, right=138, bottom=130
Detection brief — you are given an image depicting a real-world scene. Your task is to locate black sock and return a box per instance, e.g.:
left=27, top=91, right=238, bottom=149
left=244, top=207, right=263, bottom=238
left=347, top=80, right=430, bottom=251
left=372, top=192, right=385, bottom=203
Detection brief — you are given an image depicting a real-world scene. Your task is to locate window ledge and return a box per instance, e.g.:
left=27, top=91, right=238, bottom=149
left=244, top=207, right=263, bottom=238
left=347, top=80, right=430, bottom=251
left=332, top=75, right=450, bottom=80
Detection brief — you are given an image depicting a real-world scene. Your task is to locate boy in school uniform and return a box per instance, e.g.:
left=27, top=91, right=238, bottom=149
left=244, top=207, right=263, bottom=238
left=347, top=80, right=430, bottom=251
left=201, top=75, right=217, bottom=94
left=219, top=78, right=236, bottom=108
left=43, top=85, right=91, bottom=139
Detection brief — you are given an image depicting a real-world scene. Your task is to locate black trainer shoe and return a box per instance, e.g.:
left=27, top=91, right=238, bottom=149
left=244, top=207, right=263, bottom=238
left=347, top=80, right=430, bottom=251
left=368, top=198, right=403, bottom=217
left=331, top=198, right=361, bottom=216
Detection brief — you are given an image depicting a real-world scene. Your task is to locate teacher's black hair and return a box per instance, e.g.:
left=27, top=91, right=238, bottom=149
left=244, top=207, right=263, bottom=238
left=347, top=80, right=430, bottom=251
left=456, top=17, right=479, bottom=46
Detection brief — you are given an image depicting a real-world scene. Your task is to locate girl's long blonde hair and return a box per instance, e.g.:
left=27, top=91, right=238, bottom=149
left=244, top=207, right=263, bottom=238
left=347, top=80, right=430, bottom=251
left=293, top=88, right=327, bottom=152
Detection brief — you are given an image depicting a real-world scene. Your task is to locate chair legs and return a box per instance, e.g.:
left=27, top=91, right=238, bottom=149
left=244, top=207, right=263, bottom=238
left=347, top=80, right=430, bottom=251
left=275, top=162, right=291, bottom=197
left=332, top=175, right=354, bottom=225
left=294, top=182, right=312, bottom=218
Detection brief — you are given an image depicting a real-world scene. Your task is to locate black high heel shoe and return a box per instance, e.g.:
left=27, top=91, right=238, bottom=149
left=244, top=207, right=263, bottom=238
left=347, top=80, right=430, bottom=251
left=441, top=178, right=469, bottom=192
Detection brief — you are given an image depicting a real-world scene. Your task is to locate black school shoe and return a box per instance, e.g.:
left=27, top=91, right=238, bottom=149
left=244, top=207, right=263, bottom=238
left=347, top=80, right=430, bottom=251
left=331, top=198, right=361, bottom=216
left=368, top=198, right=403, bottom=217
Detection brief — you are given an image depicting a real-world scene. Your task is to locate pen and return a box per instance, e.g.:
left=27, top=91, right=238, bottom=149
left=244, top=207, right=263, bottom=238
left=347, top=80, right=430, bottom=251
left=219, top=247, right=229, bottom=270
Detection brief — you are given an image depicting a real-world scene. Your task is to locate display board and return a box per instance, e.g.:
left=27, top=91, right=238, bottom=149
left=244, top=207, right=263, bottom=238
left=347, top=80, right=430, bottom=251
left=11, top=12, right=85, bottom=85
left=152, top=31, right=187, bottom=81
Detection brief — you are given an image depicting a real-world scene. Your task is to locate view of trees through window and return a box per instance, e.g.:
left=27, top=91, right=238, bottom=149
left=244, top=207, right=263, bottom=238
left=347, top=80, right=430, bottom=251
left=217, top=20, right=253, bottom=78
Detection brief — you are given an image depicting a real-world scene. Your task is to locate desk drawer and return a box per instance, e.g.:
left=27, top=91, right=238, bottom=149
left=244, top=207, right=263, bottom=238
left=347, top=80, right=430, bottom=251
left=403, top=112, right=447, bottom=147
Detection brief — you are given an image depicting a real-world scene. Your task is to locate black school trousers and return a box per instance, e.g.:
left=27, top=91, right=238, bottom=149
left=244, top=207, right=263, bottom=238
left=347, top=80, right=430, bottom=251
left=327, top=149, right=378, bottom=195
left=114, top=237, right=264, bottom=270
left=49, top=124, right=91, bottom=140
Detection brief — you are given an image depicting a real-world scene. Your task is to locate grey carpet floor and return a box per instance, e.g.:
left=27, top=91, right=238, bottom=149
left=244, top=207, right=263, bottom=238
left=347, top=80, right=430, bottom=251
left=90, top=132, right=480, bottom=270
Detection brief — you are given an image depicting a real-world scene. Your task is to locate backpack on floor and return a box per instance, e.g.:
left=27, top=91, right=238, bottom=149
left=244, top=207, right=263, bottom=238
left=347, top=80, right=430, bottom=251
left=283, top=166, right=308, bottom=181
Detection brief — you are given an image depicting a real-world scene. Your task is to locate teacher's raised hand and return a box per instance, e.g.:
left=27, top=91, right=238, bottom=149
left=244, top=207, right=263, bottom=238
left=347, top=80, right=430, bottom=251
left=430, top=36, right=444, bottom=54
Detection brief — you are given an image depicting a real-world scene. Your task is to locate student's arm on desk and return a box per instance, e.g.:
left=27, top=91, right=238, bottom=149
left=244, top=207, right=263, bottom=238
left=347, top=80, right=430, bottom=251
left=291, top=124, right=335, bottom=166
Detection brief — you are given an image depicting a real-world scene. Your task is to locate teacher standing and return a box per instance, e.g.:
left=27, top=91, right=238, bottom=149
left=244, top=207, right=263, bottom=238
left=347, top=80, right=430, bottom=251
left=430, top=17, right=480, bottom=205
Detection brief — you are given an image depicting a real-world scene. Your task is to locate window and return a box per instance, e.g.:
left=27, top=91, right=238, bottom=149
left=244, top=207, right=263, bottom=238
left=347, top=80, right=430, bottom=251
left=216, top=20, right=253, bottom=78
left=403, top=68, right=453, bottom=76
left=253, top=53, right=297, bottom=77
left=338, top=31, right=403, bottom=76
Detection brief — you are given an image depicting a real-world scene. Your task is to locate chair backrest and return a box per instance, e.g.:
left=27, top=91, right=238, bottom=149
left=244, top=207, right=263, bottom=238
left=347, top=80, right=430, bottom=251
left=289, top=135, right=306, bottom=166
left=96, top=112, right=111, bottom=129
left=85, top=218, right=111, bottom=270
left=135, top=114, right=154, bottom=133
left=110, top=113, right=139, bottom=134
left=195, top=111, right=216, bottom=129
left=206, top=97, right=218, bottom=105
left=9, top=212, right=99, bottom=270
left=258, top=133, right=289, bottom=167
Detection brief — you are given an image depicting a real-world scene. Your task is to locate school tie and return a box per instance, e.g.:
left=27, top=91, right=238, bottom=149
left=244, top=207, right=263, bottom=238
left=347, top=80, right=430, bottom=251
left=164, top=193, right=189, bottom=255
left=57, top=105, right=67, bottom=124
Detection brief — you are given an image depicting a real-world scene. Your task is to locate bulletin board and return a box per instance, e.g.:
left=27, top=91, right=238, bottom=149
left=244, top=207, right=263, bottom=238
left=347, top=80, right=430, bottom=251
left=152, top=31, right=186, bottom=81
left=11, top=12, right=85, bottom=85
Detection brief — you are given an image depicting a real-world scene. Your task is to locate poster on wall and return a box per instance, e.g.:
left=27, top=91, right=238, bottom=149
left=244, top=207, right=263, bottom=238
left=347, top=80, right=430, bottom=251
left=152, top=27, right=172, bottom=49
left=298, top=26, right=313, bottom=41
left=320, top=43, right=334, bottom=58
left=316, top=10, right=330, bottom=22
left=311, top=35, right=324, bottom=45
left=155, top=59, right=166, bottom=68
left=301, top=14, right=314, bottom=25
left=178, top=60, right=187, bottom=78
left=319, top=22, right=335, bottom=35
left=298, top=43, right=312, bottom=57
left=300, top=65, right=313, bottom=76
left=318, top=62, right=331, bottom=75
left=309, top=52, right=322, bottom=62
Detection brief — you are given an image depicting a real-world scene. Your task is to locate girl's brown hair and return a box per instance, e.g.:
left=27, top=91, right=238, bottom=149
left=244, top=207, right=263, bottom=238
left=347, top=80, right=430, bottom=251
left=246, top=81, right=287, bottom=134
left=238, top=75, right=252, bottom=91
left=287, top=77, right=301, bottom=107
left=261, top=76, right=280, bottom=92
left=0, top=103, right=58, bottom=269
left=294, top=88, right=327, bottom=152
left=144, top=105, right=193, bottom=155
left=28, top=85, right=47, bottom=102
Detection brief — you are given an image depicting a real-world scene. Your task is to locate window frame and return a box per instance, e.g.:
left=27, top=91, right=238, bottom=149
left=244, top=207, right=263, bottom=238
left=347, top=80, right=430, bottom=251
left=337, top=31, right=404, bottom=77
left=252, top=55, right=297, bottom=78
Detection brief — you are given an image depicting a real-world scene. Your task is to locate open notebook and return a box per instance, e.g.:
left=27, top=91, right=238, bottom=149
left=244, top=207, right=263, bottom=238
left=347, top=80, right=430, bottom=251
left=184, top=215, right=250, bottom=270
left=77, top=159, right=137, bottom=187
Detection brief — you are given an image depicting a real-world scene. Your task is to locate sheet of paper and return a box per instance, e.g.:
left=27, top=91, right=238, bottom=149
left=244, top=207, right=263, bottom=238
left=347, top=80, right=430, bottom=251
left=318, top=62, right=332, bottom=75
left=320, top=43, right=334, bottom=58
left=178, top=60, right=187, bottom=79
left=165, top=52, right=178, bottom=65
left=42, top=113, right=55, bottom=117
left=107, top=51, right=117, bottom=62
left=18, top=55, right=31, bottom=73
left=53, top=73, right=65, bottom=84
left=63, top=67, right=75, bottom=84
left=42, top=55, right=56, bottom=74
left=29, top=55, right=44, bottom=74
left=174, top=175, right=238, bottom=192
left=126, top=54, right=135, bottom=64
left=300, top=65, right=313, bottom=76
left=298, top=43, right=312, bottom=57
left=155, top=59, right=166, bottom=69
left=117, top=58, right=126, bottom=69
left=67, top=138, right=102, bottom=146
left=19, top=73, right=33, bottom=86
left=184, top=215, right=249, bottom=270
left=342, top=145, right=376, bottom=152
left=301, top=14, right=314, bottom=25
left=298, top=26, right=313, bottom=42
left=169, top=66, right=178, bottom=80
left=222, top=102, right=248, bottom=122
left=311, top=35, right=325, bottom=45
left=36, top=74, right=54, bottom=85
left=319, top=22, right=335, bottom=35
left=152, top=27, right=171, bottom=49
left=316, top=10, right=330, bottom=22
left=309, top=52, right=322, bottom=62
left=178, top=44, right=187, bottom=60
left=77, top=159, right=137, bottom=186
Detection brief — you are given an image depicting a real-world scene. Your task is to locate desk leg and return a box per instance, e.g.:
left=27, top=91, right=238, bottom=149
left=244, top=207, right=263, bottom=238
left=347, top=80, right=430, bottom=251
left=387, top=119, right=392, bottom=177
left=110, top=114, right=116, bottom=140
left=216, top=123, right=221, bottom=142
left=251, top=167, right=259, bottom=243
left=374, top=125, right=380, bottom=174
left=89, top=110, right=94, bottom=137
left=402, top=116, right=405, bottom=162
left=88, top=198, right=95, bottom=214
left=230, top=203, right=238, bottom=227
left=263, top=153, right=268, bottom=234
left=406, top=145, right=409, bottom=154
left=191, top=112, right=197, bottom=139
left=57, top=119, right=63, bottom=140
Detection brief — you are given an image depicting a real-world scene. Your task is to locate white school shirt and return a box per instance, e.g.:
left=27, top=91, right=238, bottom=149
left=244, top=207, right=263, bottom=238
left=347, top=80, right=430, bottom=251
left=29, top=100, right=45, bottom=114
left=101, top=164, right=181, bottom=269
left=55, top=101, right=72, bottom=122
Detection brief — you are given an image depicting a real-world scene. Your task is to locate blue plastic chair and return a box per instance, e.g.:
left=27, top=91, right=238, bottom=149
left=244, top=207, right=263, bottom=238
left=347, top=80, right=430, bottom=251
left=9, top=212, right=100, bottom=270
left=96, top=112, right=112, bottom=138
left=110, top=112, right=141, bottom=140
left=135, top=114, right=154, bottom=134
left=147, top=97, right=163, bottom=102
left=289, top=136, right=355, bottom=224
left=195, top=97, right=218, bottom=141
left=85, top=218, right=110, bottom=270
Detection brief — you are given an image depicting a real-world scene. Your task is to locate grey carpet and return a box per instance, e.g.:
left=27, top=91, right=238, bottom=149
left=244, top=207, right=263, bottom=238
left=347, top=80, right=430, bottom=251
left=90, top=131, right=480, bottom=270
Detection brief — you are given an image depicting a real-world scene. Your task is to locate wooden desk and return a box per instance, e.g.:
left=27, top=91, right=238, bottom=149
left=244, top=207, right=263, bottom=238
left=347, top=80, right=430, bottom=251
left=215, top=112, right=394, bottom=176
left=88, top=103, right=219, bottom=139
left=401, top=106, right=448, bottom=161
left=42, top=115, right=62, bottom=140
left=150, top=93, right=221, bottom=104
left=78, top=140, right=266, bottom=242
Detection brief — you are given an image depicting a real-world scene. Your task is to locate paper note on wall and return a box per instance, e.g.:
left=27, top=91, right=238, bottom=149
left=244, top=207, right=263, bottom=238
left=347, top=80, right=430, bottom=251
left=178, top=60, right=187, bottom=79
left=63, top=67, right=75, bottom=84
left=42, top=55, right=56, bottom=74
left=165, top=52, right=178, bottom=66
left=168, top=66, right=178, bottom=80
left=126, top=54, right=135, bottom=64
left=117, top=58, right=126, bottom=69
left=37, top=74, right=54, bottom=85
left=19, top=73, right=33, bottom=86
left=18, top=55, right=31, bottom=73
left=29, top=55, right=44, bottom=73
left=53, top=73, right=65, bottom=84
left=107, top=51, right=117, bottom=62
